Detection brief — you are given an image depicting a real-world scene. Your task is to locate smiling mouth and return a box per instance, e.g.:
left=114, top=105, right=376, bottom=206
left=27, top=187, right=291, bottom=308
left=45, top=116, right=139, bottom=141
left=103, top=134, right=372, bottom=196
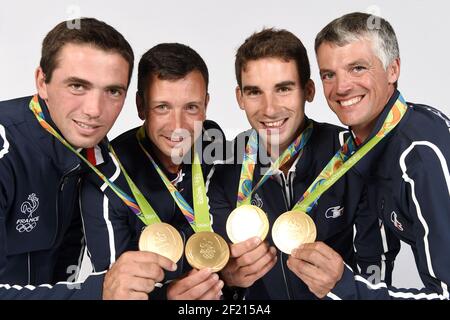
left=261, top=118, right=288, bottom=129
left=339, top=95, right=363, bottom=107
left=74, top=120, right=100, bottom=130
left=164, top=136, right=185, bottom=143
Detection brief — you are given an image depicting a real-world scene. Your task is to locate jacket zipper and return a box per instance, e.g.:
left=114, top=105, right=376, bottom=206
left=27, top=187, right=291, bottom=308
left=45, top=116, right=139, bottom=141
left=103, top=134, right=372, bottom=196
left=278, top=173, right=292, bottom=300
left=52, top=164, right=81, bottom=246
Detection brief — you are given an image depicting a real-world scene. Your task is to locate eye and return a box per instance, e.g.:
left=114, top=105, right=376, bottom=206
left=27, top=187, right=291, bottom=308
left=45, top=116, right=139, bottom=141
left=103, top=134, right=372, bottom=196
left=351, top=65, right=367, bottom=73
left=185, top=104, right=199, bottom=113
left=154, top=104, right=169, bottom=112
left=108, top=88, right=123, bottom=98
left=276, top=86, right=291, bottom=94
left=69, top=83, right=85, bottom=93
left=321, top=72, right=335, bottom=81
left=245, top=89, right=261, bottom=97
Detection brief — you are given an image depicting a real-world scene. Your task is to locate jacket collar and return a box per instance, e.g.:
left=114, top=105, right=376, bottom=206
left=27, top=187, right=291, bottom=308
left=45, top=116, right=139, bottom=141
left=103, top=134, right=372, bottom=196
left=254, top=116, right=314, bottom=182
left=350, top=89, right=409, bottom=177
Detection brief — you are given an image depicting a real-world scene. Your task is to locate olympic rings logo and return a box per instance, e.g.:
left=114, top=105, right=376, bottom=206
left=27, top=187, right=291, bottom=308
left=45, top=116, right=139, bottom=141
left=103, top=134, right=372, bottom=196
left=16, top=222, right=37, bottom=233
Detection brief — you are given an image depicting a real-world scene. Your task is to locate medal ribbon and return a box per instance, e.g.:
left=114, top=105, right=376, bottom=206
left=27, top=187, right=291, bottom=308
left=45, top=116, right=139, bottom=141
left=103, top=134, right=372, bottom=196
left=237, top=120, right=313, bottom=206
left=136, top=126, right=211, bottom=233
left=293, top=95, right=408, bottom=213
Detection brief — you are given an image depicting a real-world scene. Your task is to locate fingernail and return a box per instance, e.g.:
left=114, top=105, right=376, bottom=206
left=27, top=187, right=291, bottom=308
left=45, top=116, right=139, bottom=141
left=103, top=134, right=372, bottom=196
left=254, top=237, right=262, bottom=245
left=171, top=263, right=177, bottom=271
left=212, top=273, right=219, bottom=281
left=218, top=280, right=224, bottom=288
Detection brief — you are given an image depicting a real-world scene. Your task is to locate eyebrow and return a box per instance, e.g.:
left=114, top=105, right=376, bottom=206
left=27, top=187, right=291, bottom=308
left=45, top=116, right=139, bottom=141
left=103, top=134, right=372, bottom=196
left=63, top=77, right=127, bottom=91
left=149, top=100, right=203, bottom=105
left=242, top=81, right=296, bottom=92
left=319, top=68, right=334, bottom=75
left=106, top=84, right=127, bottom=92
left=275, top=81, right=296, bottom=88
left=320, top=59, right=371, bottom=73
left=347, top=59, right=370, bottom=67
left=242, top=85, right=260, bottom=92
left=63, top=77, right=93, bottom=87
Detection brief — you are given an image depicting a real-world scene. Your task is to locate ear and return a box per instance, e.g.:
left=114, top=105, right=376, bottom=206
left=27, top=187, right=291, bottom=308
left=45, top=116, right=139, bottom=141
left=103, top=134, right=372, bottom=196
left=35, top=67, right=48, bottom=100
left=304, top=79, right=316, bottom=103
left=387, top=58, right=400, bottom=84
left=235, top=86, right=245, bottom=110
left=136, top=91, right=145, bottom=120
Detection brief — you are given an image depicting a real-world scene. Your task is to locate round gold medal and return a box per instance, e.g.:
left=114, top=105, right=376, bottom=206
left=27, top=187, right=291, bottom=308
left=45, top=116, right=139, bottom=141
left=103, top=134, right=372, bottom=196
left=138, top=222, right=184, bottom=263
left=226, top=205, right=269, bottom=243
left=272, top=211, right=316, bottom=254
left=185, top=231, right=230, bottom=272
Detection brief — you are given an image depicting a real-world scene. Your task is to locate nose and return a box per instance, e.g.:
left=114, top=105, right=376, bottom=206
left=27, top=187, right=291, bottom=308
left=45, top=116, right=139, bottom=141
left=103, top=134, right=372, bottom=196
left=261, top=92, right=278, bottom=118
left=82, top=92, right=102, bottom=118
left=335, top=72, right=353, bottom=96
left=167, top=107, right=185, bottom=131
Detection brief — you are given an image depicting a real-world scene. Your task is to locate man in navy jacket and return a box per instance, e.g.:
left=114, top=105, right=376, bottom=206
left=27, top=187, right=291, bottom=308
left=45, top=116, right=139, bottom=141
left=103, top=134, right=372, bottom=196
left=292, top=12, right=450, bottom=300
left=0, top=18, right=175, bottom=299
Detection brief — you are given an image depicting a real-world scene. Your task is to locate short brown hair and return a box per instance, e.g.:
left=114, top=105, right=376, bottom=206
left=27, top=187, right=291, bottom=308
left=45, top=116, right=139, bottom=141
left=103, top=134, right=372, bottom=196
left=235, top=28, right=311, bottom=89
left=40, top=17, right=134, bottom=85
left=137, top=43, right=209, bottom=101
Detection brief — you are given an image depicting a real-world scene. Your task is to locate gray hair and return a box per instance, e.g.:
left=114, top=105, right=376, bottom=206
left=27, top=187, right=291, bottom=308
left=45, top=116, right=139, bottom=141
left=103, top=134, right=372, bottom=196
left=315, top=12, right=400, bottom=69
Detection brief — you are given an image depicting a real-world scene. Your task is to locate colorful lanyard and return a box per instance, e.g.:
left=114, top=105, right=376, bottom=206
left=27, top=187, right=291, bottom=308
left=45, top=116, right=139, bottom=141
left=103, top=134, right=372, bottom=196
left=237, top=120, right=313, bottom=206
left=136, top=126, right=211, bottom=233
left=28, top=95, right=147, bottom=222
left=293, top=94, right=408, bottom=213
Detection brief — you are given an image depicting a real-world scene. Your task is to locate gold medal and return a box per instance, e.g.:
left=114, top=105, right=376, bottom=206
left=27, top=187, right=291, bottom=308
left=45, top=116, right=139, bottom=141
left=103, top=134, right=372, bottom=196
left=139, top=222, right=184, bottom=263
left=226, top=205, right=269, bottom=243
left=185, top=231, right=230, bottom=272
left=272, top=211, right=316, bottom=254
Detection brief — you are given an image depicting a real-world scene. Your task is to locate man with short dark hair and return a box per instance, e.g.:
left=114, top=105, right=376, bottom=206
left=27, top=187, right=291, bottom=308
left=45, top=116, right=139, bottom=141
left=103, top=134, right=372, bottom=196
left=207, top=28, right=398, bottom=300
left=81, top=43, right=226, bottom=300
left=0, top=18, right=175, bottom=299
left=292, top=12, right=450, bottom=300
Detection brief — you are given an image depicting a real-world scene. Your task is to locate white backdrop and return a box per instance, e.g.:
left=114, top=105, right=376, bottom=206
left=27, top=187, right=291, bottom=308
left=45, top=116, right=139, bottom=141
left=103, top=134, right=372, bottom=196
left=1, top=0, right=449, bottom=290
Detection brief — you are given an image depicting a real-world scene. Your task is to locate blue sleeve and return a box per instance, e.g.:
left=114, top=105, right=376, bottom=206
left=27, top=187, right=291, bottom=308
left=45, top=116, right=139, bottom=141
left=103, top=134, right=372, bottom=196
left=327, top=142, right=450, bottom=300
left=0, top=272, right=105, bottom=299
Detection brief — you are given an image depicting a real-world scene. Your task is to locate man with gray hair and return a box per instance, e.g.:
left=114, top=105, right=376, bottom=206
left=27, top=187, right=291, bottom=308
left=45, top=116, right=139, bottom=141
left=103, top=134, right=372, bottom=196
left=287, top=12, right=450, bottom=299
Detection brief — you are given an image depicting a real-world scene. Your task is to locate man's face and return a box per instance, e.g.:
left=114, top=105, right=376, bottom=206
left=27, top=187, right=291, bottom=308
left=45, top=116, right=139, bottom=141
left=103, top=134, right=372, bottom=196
left=316, top=39, right=400, bottom=140
left=138, top=70, right=208, bottom=165
left=36, top=43, right=129, bottom=149
left=236, top=58, right=314, bottom=154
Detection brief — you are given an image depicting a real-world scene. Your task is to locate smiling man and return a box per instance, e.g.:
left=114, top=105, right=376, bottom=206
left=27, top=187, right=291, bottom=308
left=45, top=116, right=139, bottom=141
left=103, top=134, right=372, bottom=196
left=81, top=43, right=226, bottom=300
left=291, top=12, right=450, bottom=300
left=207, top=28, right=399, bottom=300
left=0, top=18, right=178, bottom=299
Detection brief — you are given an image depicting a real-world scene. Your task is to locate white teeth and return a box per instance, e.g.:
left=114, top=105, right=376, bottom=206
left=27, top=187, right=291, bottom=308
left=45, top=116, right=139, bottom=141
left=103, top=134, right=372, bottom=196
left=264, top=120, right=285, bottom=128
left=76, top=121, right=94, bottom=129
left=167, top=137, right=183, bottom=142
left=340, top=96, right=362, bottom=107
